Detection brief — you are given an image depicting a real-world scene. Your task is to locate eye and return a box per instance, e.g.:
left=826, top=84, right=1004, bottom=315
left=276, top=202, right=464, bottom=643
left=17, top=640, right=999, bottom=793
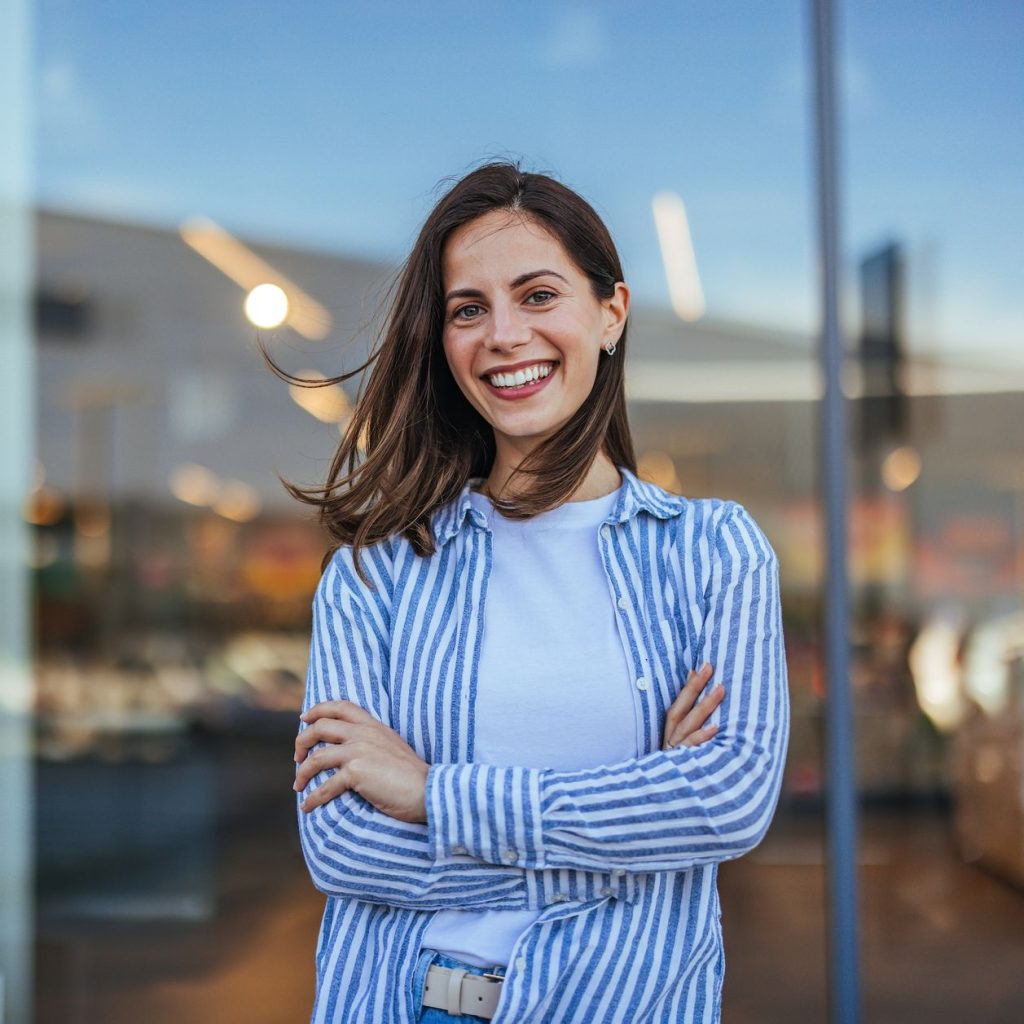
left=526, top=289, right=556, bottom=305
left=452, top=303, right=483, bottom=321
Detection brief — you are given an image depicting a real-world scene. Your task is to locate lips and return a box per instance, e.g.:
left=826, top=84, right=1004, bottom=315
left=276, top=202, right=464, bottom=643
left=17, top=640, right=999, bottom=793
left=482, top=362, right=558, bottom=401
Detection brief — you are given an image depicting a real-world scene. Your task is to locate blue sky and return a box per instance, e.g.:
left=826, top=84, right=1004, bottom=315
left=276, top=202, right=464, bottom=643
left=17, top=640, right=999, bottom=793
left=34, top=0, right=1023, bottom=364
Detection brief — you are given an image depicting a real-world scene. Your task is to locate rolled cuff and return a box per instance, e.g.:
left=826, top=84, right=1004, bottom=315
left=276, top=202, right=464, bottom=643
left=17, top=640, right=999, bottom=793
left=425, top=762, right=546, bottom=869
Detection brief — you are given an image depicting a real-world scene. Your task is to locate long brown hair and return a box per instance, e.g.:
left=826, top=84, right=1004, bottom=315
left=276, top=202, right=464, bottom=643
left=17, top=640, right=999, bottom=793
left=260, top=157, right=638, bottom=585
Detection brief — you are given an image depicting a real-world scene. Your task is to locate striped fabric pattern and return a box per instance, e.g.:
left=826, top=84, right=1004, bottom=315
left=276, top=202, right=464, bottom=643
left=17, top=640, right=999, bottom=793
left=296, top=466, right=790, bottom=1023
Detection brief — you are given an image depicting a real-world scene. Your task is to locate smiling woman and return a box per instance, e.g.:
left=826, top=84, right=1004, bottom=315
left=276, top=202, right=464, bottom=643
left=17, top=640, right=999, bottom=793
left=440, top=208, right=629, bottom=504
left=263, top=158, right=789, bottom=1024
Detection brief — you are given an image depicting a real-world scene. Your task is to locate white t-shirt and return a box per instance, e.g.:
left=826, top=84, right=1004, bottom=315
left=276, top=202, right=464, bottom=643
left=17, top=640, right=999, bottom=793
left=421, top=477, right=638, bottom=967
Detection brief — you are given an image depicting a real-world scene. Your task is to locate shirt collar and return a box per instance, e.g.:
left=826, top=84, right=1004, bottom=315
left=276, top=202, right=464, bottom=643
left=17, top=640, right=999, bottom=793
left=430, top=465, right=686, bottom=547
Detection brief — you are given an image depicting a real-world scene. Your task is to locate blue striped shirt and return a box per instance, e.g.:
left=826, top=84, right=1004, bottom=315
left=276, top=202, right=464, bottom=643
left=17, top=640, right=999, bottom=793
left=296, top=466, right=790, bottom=1023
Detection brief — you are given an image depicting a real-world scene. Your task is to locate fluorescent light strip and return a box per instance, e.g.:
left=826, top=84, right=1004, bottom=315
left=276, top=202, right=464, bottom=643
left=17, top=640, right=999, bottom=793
left=652, top=191, right=705, bottom=323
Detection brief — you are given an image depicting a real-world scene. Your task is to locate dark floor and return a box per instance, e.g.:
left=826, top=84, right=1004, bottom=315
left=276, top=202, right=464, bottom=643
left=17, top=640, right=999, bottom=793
left=32, top=734, right=1024, bottom=1023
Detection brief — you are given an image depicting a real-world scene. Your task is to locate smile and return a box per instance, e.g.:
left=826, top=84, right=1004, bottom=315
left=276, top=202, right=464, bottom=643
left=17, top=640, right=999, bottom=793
left=482, top=362, right=558, bottom=401
left=485, top=362, right=556, bottom=389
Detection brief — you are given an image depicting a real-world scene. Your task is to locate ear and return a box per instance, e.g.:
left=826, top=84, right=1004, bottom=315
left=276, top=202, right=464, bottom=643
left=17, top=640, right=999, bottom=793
left=602, top=281, right=630, bottom=344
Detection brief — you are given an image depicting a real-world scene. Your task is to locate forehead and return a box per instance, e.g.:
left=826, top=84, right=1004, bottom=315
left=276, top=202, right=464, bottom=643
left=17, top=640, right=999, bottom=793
left=442, top=211, right=571, bottom=282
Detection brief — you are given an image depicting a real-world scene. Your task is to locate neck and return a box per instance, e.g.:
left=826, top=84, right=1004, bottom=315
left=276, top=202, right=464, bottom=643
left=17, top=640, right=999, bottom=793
left=481, top=451, right=622, bottom=503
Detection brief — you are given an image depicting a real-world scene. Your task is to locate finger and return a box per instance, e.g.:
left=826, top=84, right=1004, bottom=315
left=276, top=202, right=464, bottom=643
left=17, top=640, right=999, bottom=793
left=294, top=719, right=350, bottom=759
left=666, top=663, right=711, bottom=711
left=664, top=664, right=715, bottom=731
left=299, top=770, right=350, bottom=813
left=667, top=721, right=719, bottom=749
left=294, top=748, right=342, bottom=791
left=300, top=699, right=372, bottom=724
left=669, top=692, right=725, bottom=748
left=680, top=723, right=719, bottom=748
left=677, top=682, right=726, bottom=733
left=670, top=686, right=724, bottom=740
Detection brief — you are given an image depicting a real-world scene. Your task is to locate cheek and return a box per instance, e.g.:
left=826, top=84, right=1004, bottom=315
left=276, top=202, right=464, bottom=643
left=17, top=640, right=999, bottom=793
left=442, top=336, right=478, bottom=393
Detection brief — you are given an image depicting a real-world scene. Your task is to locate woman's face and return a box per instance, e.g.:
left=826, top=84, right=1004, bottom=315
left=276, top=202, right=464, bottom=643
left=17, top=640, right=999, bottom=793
left=441, top=210, right=629, bottom=466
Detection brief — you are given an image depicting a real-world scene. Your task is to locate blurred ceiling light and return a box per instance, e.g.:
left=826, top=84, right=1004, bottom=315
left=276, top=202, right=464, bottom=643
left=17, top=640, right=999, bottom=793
left=908, top=617, right=965, bottom=731
left=169, top=462, right=221, bottom=506
left=75, top=504, right=111, bottom=538
left=245, top=283, right=289, bottom=329
left=179, top=216, right=332, bottom=340
left=638, top=450, right=681, bottom=492
left=960, top=609, right=1024, bottom=716
left=652, top=190, right=705, bottom=323
left=23, top=486, right=66, bottom=526
left=289, top=368, right=351, bottom=422
left=213, top=480, right=261, bottom=522
left=881, top=445, right=922, bottom=492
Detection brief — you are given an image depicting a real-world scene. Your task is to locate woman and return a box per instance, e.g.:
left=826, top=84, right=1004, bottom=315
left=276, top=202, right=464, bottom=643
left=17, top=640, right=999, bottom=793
left=285, top=160, right=790, bottom=1023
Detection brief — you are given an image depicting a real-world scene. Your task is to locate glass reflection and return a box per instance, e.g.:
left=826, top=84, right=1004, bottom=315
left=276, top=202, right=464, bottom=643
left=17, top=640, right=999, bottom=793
left=21, top=1, right=1024, bottom=1021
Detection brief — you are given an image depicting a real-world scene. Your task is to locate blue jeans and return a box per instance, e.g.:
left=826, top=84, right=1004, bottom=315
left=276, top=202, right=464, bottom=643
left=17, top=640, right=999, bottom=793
left=412, top=949, right=508, bottom=1023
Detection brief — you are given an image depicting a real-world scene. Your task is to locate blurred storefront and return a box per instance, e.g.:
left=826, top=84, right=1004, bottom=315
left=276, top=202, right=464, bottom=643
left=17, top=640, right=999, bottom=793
left=2, top=2, right=1023, bottom=1022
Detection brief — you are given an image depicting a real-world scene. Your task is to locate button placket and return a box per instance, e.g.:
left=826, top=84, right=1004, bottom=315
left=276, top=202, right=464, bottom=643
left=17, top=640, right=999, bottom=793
left=598, top=518, right=648, bottom=756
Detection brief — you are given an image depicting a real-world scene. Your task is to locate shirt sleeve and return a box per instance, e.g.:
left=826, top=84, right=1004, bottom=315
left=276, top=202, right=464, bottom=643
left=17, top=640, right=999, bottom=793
left=424, top=501, right=791, bottom=874
left=296, top=542, right=534, bottom=910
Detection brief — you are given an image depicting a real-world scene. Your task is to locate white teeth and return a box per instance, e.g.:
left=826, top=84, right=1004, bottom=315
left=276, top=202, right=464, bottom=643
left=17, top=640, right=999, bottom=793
left=487, top=363, right=555, bottom=389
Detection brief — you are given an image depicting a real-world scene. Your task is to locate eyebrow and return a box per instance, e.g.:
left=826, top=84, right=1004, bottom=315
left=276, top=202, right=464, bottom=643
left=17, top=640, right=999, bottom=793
left=444, top=269, right=569, bottom=305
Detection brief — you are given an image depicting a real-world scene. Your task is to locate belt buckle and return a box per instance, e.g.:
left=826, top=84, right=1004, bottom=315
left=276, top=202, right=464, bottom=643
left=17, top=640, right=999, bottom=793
left=482, top=965, right=505, bottom=983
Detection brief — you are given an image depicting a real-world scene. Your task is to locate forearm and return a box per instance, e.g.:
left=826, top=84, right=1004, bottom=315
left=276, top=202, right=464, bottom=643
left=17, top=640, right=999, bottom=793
left=297, top=786, right=635, bottom=910
left=297, top=780, right=531, bottom=909
left=424, top=725, right=787, bottom=874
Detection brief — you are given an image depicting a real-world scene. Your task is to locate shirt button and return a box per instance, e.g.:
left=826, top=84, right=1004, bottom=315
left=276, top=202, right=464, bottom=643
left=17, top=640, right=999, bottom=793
left=635, top=677, right=650, bottom=691
left=503, top=848, right=519, bottom=863
left=600, top=887, right=613, bottom=897
left=613, top=868, right=626, bottom=877
left=617, top=596, right=628, bottom=610
left=600, top=525, right=610, bottom=539
left=452, top=845, right=467, bottom=855
left=552, top=892, right=569, bottom=902
left=516, top=956, right=527, bottom=971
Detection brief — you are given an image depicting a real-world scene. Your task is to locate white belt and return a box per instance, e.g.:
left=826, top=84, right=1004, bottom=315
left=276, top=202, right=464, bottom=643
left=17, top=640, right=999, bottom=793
left=420, top=963, right=504, bottom=1019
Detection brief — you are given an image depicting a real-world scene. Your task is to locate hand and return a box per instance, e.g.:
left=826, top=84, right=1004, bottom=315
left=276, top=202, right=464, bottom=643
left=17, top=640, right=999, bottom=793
left=293, top=700, right=429, bottom=823
left=660, top=662, right=725, bottom=751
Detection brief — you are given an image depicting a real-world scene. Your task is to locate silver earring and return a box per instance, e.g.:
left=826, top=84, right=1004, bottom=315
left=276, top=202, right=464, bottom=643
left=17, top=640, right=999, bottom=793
left=604, top=339, right=617, bottom=355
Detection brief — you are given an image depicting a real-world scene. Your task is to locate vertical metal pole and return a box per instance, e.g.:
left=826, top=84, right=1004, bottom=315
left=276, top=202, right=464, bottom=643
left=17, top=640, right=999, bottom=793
left=810, top=1, right=862, bottom=1022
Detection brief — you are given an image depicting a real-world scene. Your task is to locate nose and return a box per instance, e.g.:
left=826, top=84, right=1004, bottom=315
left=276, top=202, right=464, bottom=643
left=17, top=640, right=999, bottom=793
left=486, top=296, right=531, bottom=350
